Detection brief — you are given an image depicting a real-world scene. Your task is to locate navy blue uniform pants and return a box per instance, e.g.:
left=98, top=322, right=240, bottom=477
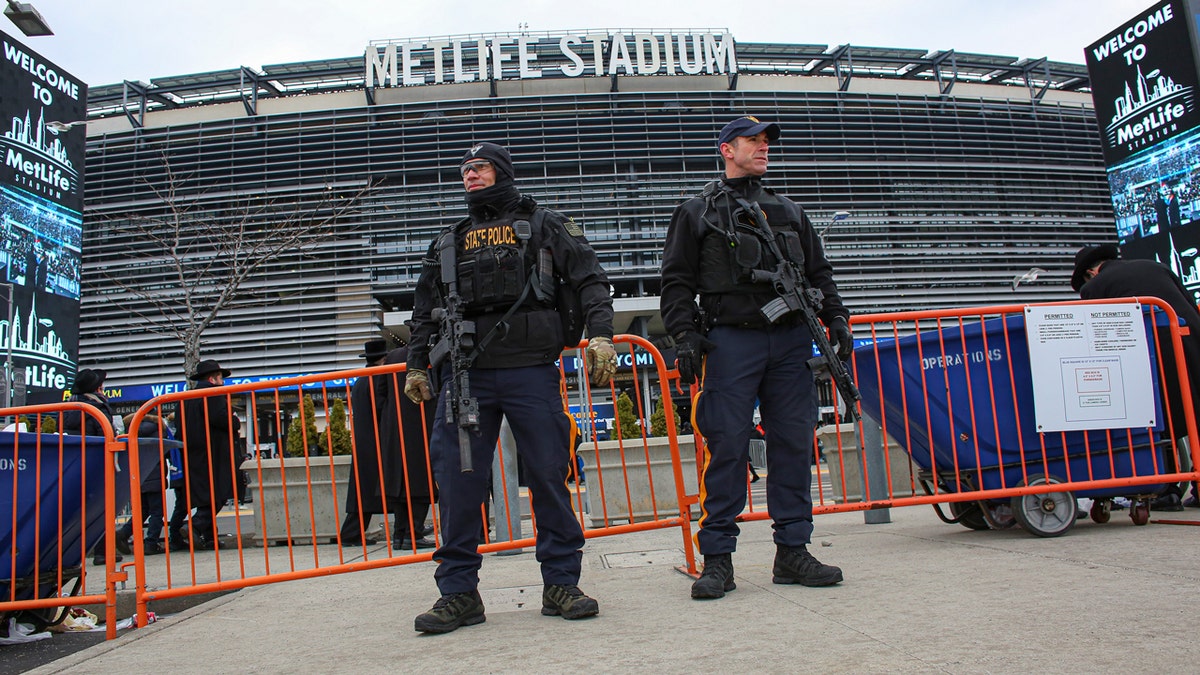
left=430, top=364, right=584, bottom=595
left=693, top=323, right=819, bottom=554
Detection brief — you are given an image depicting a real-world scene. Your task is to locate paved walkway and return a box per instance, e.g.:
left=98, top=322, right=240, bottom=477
left=26, top=505, right=1200, bottom=674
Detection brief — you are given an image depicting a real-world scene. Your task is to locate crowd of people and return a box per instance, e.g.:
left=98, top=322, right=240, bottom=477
left=1109, top=168, right=1197, bottom=240
left=1, top=199, right=82, bottom=299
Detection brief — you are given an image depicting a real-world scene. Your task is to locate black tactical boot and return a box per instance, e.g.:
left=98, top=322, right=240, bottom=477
left=541, top=584, right=600, bottom=619
left=773, top=545, right=843, bottom=586
left=690, top=553, right=735, bottom=599
left=413, top=590, right=486, bottom=634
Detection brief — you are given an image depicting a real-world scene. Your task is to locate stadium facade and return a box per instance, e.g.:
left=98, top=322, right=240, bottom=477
left=78, top=30, right=1113, bottom=396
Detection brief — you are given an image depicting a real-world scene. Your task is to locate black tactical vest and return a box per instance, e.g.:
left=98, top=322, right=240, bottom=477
left=697, top=188, right=804, bottom=296
left=455, top=214, right=530, bottom=311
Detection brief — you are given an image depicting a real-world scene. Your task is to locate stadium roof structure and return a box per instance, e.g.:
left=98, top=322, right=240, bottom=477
left=86, top=36, right=1091, bottom=126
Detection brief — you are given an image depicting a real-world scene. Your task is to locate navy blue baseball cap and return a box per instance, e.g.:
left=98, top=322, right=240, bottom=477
left=718, top=116, right=781, bottom=146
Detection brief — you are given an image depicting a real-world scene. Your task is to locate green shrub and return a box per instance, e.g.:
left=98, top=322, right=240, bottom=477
left=650, top=397, right=679, bottom=437
left=286, top=394, right=319, bottom=457
left=614, top=392, right=641, bottom=440
left=318, top=398, right=353, bottom=456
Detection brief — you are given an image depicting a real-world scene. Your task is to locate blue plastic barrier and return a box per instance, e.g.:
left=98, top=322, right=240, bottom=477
left=853, top=313, right=1168, bottom=499
left=1, top=433, right=126, bottom=604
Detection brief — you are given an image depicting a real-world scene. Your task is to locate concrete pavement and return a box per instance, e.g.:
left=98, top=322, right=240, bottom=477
left=25, top=505, right=1200, bottom=673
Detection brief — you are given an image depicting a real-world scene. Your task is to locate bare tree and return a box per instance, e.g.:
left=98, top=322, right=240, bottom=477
left=90, top=159, right=374, bottom=381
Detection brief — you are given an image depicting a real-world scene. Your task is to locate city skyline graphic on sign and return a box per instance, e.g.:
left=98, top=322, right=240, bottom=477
left=0, top=293, right=70, bottom=364
left=1, top=106, right=79, bottom=200
left=1105, top=63, right=1195, bottom=145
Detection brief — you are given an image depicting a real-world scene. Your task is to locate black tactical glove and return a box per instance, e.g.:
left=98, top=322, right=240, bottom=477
left=828, top=317, right=853, bottom=361
left=674, top=331, right=716, bottom=385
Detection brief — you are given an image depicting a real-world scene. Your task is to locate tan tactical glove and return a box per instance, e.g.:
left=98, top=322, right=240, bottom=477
left=585, top=336, right=618, bottom=386
left=404, top=370, right=433, bottom=403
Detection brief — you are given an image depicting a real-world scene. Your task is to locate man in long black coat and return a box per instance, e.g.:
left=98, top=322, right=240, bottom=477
left=182, top=359, right=238, bottom=548
left=340, top=339, right=437, bottom=548
left=339, top=339, right=398, bottom=544
left=62, top=367, right=120, bottom=565
left=1073, top=244, right=1200, bottom=509
left=383, top=343, right=437, bottom=550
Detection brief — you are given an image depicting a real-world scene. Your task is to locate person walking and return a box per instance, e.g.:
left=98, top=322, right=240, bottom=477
left=61, top=367, right=121, bottom=566
left=181, top=359, right=239, bottom=549
left=383, top=340, right=438, bottom=550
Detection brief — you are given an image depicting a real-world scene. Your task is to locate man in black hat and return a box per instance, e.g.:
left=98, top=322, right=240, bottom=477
left=180, top=358, right=239, bottom=548
left=1072, top=245, right=1200, bottom=510
left=660, top=116, right=851, bottom=600
left=404, top=141, right=617, bottom=633
left=61, top=368, right=113, bottom=437
left=338, top=338, right=438, bottom=549
left=383, top=337, right=439, bottom=551
left=338, top=339, right=392, bottom=546
left=62, top=367, right=121, bottom=565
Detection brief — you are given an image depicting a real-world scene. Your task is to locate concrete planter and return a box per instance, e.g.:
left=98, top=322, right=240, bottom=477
left=241, top=455, right=352, bottom=545
left=817, top=423, right=919, bottom=503
left=577, top=434, right=698, bottom=528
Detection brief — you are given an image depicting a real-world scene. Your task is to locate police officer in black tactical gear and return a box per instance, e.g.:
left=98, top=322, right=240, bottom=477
left=661, top=116, right=852, bottom=600
left=404, top=142, right=618, bottom=634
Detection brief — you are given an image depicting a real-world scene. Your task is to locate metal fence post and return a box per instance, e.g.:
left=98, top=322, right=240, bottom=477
left=857, top=415, right=892, bottom=524
left=492, top=416, right=524, bottom=553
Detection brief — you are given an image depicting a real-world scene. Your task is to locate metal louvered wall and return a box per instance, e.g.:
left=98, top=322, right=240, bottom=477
left=79, top=38, right=1112, bottom=389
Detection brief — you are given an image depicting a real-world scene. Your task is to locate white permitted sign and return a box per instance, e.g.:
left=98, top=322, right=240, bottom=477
left=1024, top=303, right=1157, bottom=432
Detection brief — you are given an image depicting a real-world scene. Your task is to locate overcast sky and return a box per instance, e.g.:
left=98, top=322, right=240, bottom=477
left=7, top=0, right=1153, bottom=87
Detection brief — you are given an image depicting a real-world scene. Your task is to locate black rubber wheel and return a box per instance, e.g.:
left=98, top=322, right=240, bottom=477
left=949, top=501, right=990, bottom=530
left=1131, top=500, right=1151, bottom=526
left=1010, top=474, right=1077, bottom=537
left=1089, top=499, right=1112, bottom=524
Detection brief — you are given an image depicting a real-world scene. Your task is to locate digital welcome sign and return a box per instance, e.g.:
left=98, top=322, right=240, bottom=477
left=0, top=30, right=86, bottom=404
left=1086, top=0, right=1200, bottom=294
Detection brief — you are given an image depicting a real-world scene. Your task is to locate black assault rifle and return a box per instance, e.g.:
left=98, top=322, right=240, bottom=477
left=732, top=194, right=862, bottom=421
left=428, top=235, right=480, bottom=473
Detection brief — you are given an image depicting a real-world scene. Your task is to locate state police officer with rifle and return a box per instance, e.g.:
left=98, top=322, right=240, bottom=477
left=404, top=142, right=618, bottom=634
left=661, top=116, right=853, bottom=600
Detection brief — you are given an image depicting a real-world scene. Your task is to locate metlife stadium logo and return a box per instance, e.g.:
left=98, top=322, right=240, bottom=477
left=1086, top=0, right=1200, bottom=164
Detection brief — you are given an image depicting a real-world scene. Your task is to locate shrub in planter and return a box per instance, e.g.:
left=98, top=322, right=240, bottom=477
left=286, top=394, right=319, bottom=457
left=613, top=392, right=642, bottom=440
left=649, top=397, right=679, bottom=437
left=317, top=398, right=352, bottom=456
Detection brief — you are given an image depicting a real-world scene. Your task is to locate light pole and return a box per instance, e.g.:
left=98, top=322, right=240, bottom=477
left=1, top=282, right=12, bottom=417
left=3, top=1, right=52, bottom=37
left=819, top=211, right=851, bottom=240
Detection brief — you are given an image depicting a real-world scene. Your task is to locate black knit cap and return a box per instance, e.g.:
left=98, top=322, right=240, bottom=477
left=461, top=142, right=514, bottom=182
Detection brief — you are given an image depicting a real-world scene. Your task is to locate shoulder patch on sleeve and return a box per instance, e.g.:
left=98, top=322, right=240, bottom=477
left=564, top=218, right=584, bottom=237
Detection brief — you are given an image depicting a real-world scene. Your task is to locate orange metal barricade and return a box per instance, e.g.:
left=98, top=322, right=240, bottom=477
left=20, top=301, right=1198, bottom=639
left=718, top=298, right=1200, bottom=538
left=1, top=403, right=123, bottom=639
left=118, top=337, right=695, bottom=632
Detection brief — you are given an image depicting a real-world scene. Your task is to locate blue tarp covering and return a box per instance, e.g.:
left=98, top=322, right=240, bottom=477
left=1, top=433, right=126, bottom=600
left=853, top=313, right=1167, bottom=498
